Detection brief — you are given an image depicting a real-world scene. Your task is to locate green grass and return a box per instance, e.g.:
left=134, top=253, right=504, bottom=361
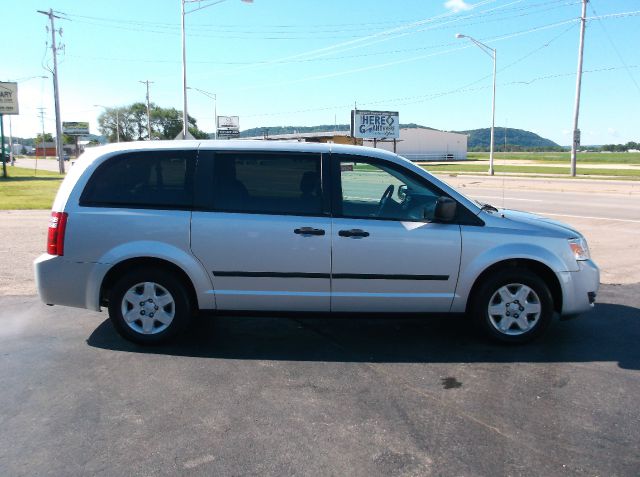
left=467, top=151, right=640, bottom=164
left=422, top=163, right=640, bottom=178
left=0, top=166, right=64, bottom=210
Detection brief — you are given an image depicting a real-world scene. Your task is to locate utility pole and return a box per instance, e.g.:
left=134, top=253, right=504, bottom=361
left=37, top=8, right=65, bottom=174
left=116, top=109, right=120, bottom=142
left=37, top=108, right=47, bottom=160
left=570, top=0, right=588, bottom=177
left=37, top=107, right=47, bottom=174
left=139, top=80, right=154, bottom=140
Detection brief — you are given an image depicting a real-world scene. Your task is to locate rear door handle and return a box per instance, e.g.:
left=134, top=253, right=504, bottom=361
left=338, top=229, right=370, bottom=238
left=294, top=227, right=325, bottom=236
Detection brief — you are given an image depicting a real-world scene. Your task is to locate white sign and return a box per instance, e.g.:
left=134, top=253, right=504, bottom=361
left=0, top=82, right=19, bottom=115
left=351, top=110, right=399, bottom=139
left=63, top=121, right=90, bottom=135
left=218, top=129, right=240, bottom=138
left=217, top=116, right=239, bottom=129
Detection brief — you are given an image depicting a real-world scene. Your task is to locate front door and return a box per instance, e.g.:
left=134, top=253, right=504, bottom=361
left=190, top=150, right=331, bottom=311
left=330, top=154, right=461, bottom=313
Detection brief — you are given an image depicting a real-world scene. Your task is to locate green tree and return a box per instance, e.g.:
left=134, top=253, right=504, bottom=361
left=98, top=103, right=209, bottom=141
left=36, top=133, right=54, bottom=144
left=97, top=106, right=132, bottom=142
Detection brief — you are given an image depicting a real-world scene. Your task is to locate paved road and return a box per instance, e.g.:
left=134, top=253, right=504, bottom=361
left=0, top=285, right=639, bottom=476
left=8, top=157, right=71, bottom=173
left=437, top=174, right=640, bottom=285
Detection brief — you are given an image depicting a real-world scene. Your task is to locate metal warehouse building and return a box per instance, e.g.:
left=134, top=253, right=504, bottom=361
left=364, top=127, right=467, bottom=161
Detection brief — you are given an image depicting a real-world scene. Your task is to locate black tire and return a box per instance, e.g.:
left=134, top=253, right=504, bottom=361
left=108, top=267, right=192, bottom=345
left=471, top=268, right=554, bottom=344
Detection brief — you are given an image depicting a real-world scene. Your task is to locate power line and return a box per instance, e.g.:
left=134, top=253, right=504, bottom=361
left=588, top=2, right=640, bottom=97
left=230, top=18, right=581, bottom=94
left=60, top=0, right=578, bottom=32
left=243, top=64, right=637, bottom=119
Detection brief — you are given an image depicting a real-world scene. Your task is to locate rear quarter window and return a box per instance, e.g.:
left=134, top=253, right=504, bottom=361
left=80, top=150, right=196, bottom=209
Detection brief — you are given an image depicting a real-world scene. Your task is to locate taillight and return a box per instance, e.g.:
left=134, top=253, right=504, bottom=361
left=47, top=212, right=68, bottom=256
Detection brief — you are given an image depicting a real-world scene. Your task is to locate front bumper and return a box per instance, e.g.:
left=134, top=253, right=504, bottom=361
left=558, top=259, right=600, bottom=316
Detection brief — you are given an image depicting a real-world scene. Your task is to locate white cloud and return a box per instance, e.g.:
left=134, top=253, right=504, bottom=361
left=444, top=0, right=472, bottom=13
left=607, top=127, right=620, bottom=137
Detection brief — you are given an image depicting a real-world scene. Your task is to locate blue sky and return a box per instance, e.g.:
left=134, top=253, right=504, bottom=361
left=4, top=0, right=640, bottom=145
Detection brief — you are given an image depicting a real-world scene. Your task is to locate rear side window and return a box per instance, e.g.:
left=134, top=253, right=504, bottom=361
left=80, top=151, right=195, bottom=209
left=204, top=152, right=323, bottom=216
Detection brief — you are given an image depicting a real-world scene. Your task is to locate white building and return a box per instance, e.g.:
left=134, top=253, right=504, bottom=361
left=364, top=127, right=467, bottom=161
left=243, top=127, right=468, bottom=161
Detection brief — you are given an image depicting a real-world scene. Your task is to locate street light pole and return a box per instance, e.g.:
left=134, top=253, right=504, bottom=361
left=181, top=0, right=188, bottom=139
left=490, top=47, right=496, bottom=176
left=456, top=33, right=497, bottom=176
left=181, top=0, right=253, bottom=140
left=187, top=86, right=217, bottom=139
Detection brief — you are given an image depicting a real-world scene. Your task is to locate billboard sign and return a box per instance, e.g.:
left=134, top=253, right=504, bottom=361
left=63, top=121, right=90, bottom=135
left=217, top=116, right=239, bottom=129
left=0, top=82, right=19, bottom=115
left=351, top=110, right=399, bottom=139
left=217, top=129, right=240, bottom=138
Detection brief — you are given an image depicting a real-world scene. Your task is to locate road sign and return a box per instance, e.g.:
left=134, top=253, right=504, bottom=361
left=0, top=82, right=19, bottom=115
left=217, top=129, right=240, bottom=138
left=63, top=121, right=90, bottom=135
left=573, top=129, right=581, bottom=147
left=217, top=116, right=239, bottom=129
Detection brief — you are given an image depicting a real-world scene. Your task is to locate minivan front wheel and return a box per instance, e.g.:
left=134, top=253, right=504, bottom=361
left=108, top=268, right=191, bottom=344
left=472, top=269, right=554, bottom=343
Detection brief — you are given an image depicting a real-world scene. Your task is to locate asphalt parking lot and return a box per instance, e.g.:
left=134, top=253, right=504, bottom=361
left=1, top=176, right=639, bottom=476
left=1, top=286, right=639, bottom=476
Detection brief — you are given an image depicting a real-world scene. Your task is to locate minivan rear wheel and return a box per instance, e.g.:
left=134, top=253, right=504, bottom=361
left=471, top=268, right=554, bottom=343
left=108, top=268, right=191, bottom=344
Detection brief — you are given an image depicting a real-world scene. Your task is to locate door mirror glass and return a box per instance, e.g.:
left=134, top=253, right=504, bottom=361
left=397, top=184, right=407, bottom=201
left=434, top=196, right=457, bottom=222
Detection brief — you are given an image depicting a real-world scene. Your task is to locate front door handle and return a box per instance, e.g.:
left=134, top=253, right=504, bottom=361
left=294, top=227, right=325, bottom=236
left=338, top=229, right=370, bottom=238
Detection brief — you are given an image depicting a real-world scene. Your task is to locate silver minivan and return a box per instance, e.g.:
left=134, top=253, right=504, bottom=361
left=34, top=141, right=599, bottom=344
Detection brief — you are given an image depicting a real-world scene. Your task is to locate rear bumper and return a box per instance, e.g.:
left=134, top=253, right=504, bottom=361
left=558, top=259, right=600, bottom=316
left=34, top=254, right=107, bottom=311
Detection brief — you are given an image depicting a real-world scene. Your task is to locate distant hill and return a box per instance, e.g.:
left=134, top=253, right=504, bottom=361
left=239, top=124, right=350, bottom=138
left=456, top=127, right=559, bottom=149
left=238, top=123, right=435, bottom=138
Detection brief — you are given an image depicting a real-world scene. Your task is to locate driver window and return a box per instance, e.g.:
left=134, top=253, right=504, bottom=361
left=339, top=157, right=439, bottom=221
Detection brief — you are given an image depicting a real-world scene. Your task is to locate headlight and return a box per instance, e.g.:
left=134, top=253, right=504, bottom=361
left=568, top=237, right=590, bottom=261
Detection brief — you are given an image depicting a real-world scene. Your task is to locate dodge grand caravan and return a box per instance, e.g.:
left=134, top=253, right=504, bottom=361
left=34, top=141, right=599, bottom=344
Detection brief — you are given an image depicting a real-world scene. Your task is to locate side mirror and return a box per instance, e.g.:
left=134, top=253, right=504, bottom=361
left=397, top=184, right=407, bottom=201
left=434, top=196, right=457, bottom=222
